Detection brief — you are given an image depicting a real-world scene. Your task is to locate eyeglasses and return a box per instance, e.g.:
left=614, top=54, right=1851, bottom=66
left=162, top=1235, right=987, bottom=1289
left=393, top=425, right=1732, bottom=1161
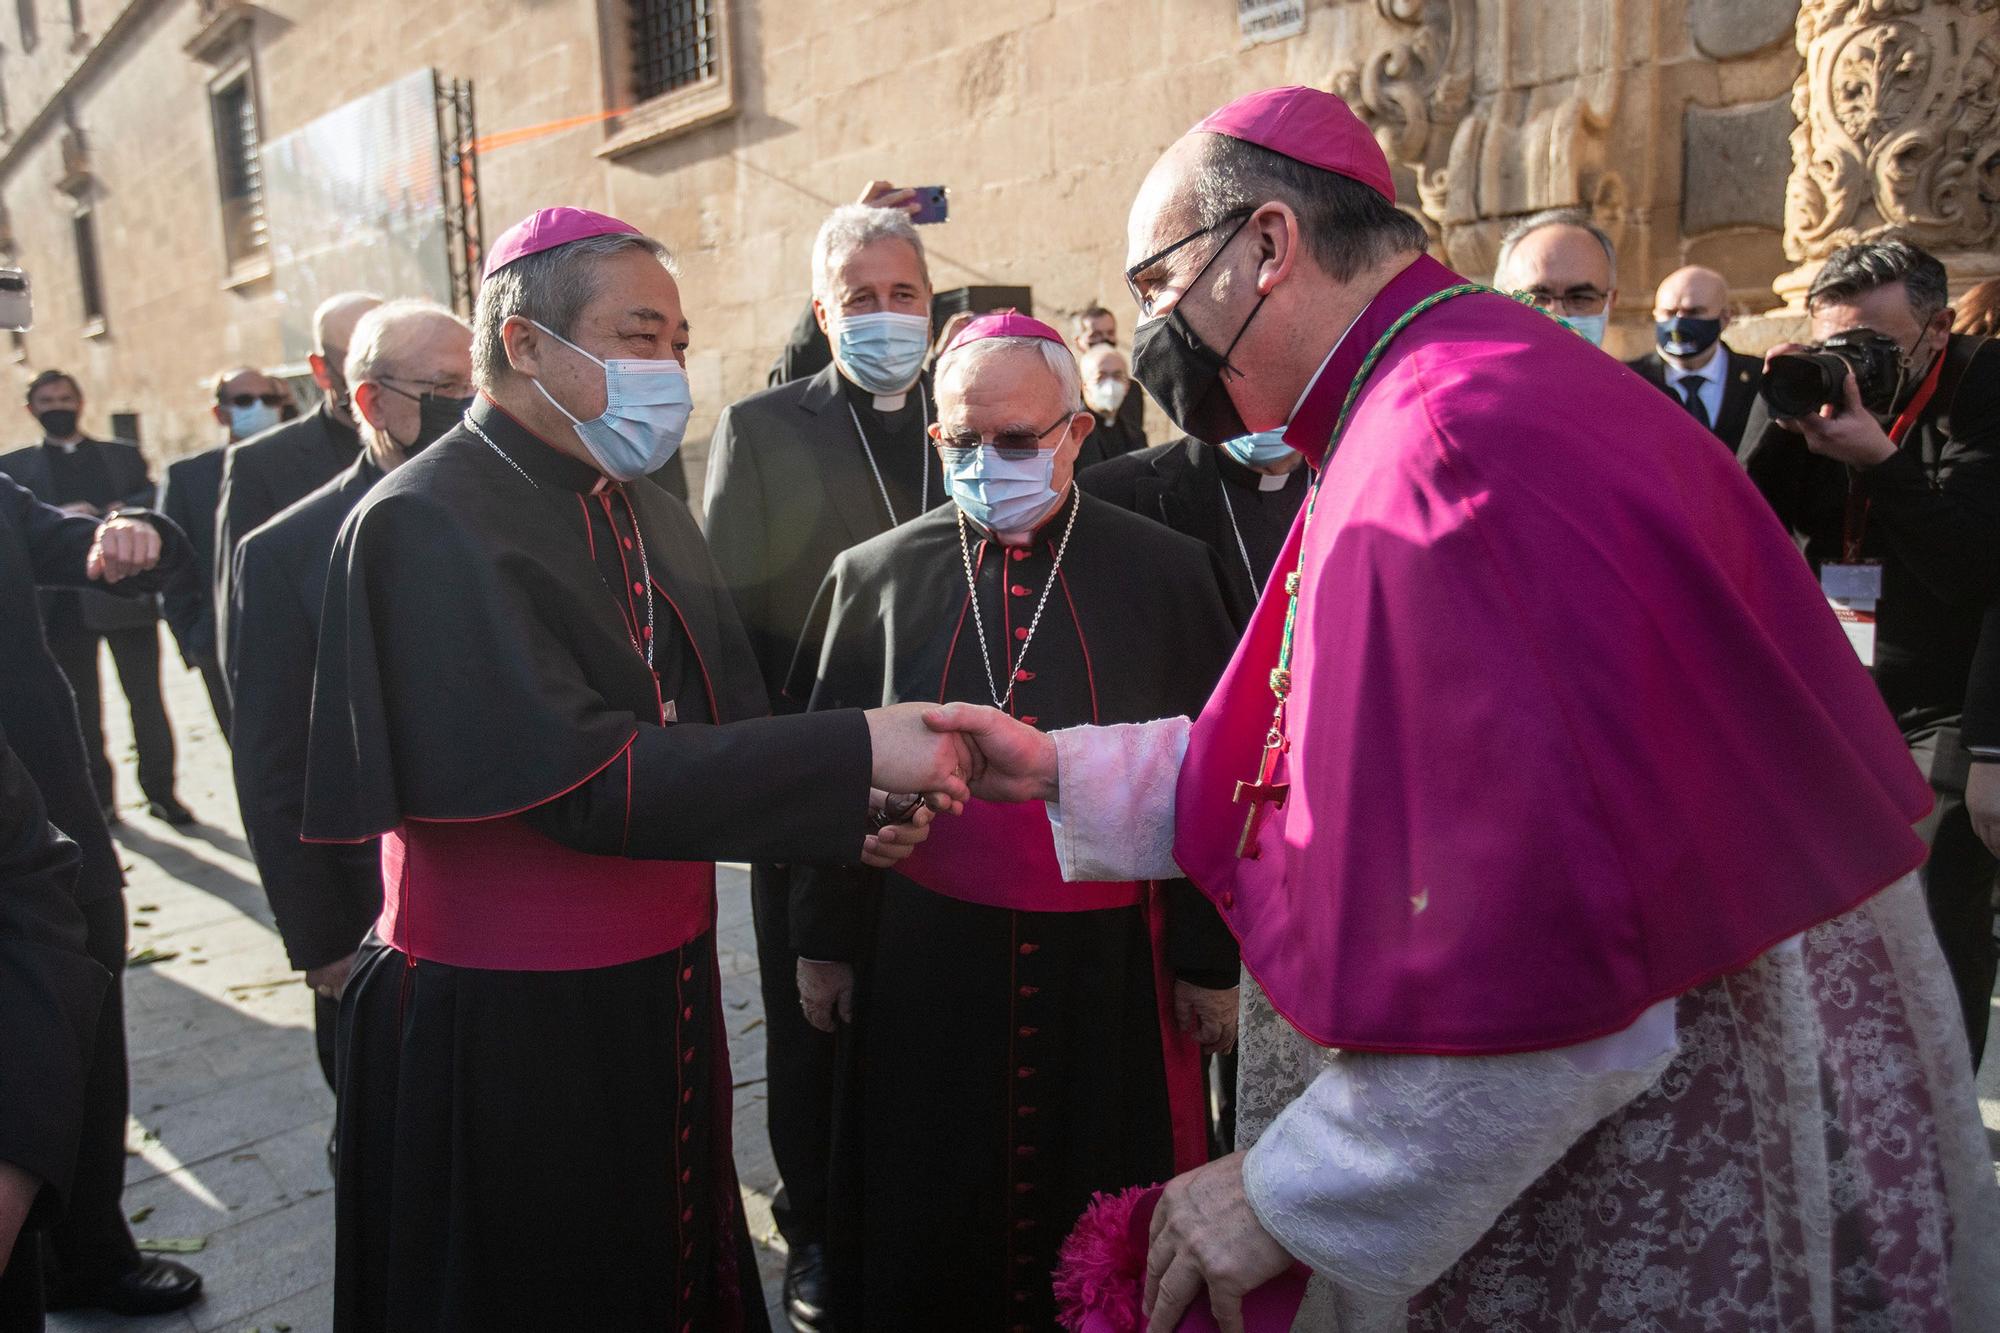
left=1516, top=286, right=1609, bottom=317
left=934, top=412, right=1074, bottom=459
left=1124, top=207, right=1254, bottom=317
left=222, top=392, right=285, bottom=408
left=374, top=374, right=475, bottom=401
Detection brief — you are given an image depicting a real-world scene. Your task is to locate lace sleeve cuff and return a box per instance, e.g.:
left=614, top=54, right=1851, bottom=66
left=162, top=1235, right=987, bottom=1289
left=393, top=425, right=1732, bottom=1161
left=1241, top=1000, right=1677, bottom=1299
left=1046, top=717, right=1190, bottom=882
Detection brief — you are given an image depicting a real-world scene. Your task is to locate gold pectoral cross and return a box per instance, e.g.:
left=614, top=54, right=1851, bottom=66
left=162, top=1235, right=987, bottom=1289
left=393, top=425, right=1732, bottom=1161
left=1233, top=733, right=1290, bottom=859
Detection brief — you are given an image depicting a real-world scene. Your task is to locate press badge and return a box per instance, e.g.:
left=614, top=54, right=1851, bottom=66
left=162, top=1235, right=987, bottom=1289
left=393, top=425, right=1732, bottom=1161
left=1822, top=563, right=1882, bottom=666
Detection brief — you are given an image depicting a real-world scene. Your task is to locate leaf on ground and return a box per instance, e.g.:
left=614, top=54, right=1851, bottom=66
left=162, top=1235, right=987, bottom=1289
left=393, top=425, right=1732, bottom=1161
left=135, top=903, right=159, bottom=912
left=127, top=947, right=178, bottom=967
left=131, top=919, right=151, bottom=928
left=128, top=1205, right=153, bottom=1224
left=134, top=1236, right=206, bottom=1253
left=189, top=957, right=208, bottom=965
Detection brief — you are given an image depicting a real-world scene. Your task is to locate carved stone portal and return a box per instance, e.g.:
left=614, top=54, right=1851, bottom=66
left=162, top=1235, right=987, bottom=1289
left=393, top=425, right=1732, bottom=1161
left=1779, top=0, right=2000, bottom=302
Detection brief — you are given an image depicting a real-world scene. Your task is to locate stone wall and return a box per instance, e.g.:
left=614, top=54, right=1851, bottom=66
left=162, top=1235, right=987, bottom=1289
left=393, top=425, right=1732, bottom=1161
left=9, top=0, right=1983, bottom=497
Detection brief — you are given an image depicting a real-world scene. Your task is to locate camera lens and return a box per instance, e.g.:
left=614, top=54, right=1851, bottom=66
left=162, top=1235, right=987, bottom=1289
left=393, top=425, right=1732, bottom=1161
left=1762, top=351, right=1848, bottom=418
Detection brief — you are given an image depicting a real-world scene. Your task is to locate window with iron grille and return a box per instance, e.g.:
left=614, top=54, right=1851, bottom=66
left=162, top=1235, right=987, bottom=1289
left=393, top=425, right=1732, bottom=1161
left=72, top=205, right=102, bottom=323
left=629, top=0, right=716, bottom=103
left=210, top=69, right=265, bottom=264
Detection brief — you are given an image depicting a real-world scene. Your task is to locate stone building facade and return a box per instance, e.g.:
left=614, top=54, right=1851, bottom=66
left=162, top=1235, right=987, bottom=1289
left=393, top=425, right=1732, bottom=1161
left=0, top=0, right=1991, bottom=499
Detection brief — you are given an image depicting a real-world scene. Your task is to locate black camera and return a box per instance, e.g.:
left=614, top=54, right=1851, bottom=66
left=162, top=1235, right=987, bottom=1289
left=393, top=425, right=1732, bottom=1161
left=1761, top=328, right=1907, bottom=418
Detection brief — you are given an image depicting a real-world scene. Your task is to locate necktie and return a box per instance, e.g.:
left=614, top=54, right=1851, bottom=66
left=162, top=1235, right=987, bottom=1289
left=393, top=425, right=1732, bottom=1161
left=1678, top=376, right=1711, bottom=430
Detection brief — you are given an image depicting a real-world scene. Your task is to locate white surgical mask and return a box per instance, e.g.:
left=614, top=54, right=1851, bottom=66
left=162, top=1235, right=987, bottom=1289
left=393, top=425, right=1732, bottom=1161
left=228, top=400, right=281, bottom=440
left=1084, top=376, right=1129, bottom=415
left=1564, top=302, right=1611, bottom=348
left=528, top=320, right=692, bottom=482
left=832, top=311, right=931, bottom=396
left=941, top=446, right=1064, bottom=534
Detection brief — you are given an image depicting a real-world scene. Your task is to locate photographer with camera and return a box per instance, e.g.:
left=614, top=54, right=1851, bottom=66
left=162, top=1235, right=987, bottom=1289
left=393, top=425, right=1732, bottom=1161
left=1741, top=237, right=2000, bottom=1064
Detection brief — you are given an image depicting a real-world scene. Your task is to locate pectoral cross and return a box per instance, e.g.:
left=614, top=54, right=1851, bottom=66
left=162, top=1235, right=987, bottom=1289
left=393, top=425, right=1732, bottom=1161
left=1233, top=732, right=1290, bottom=859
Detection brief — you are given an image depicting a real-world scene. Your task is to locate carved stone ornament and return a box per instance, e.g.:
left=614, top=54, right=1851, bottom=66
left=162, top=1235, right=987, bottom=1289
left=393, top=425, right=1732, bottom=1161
left=1784, top=0, right=2000, bottom=265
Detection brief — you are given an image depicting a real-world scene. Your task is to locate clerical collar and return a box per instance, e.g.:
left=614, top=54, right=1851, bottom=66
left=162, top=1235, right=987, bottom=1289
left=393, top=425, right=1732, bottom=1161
left=1214, top=444, right=1304, bottom=494
left=842, top=372, right=918, bottom=418
left=469, top=394, right=609, bottom=494
left=1282, top=254, right=1464, bottom=467
left=43, top=437, right=81, bottom=454
left=319, top=397, right=361, bottom=448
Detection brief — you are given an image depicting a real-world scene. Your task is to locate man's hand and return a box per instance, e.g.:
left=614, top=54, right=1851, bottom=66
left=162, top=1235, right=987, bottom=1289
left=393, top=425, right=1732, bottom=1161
left=0, top=1159, right=40, bottom=1279
left=305, top=952, right=357, bottom=1002
left=922, top=703, right=1059, bottom=804
left=1174, top=981, right=1240, bottom=1056
left=58, top=500, right=100, bottom=517
left=85, top=514, right=162, bottom=583
left=1969, top=763, right=2000, bottom=859
left=861, top=790, right=936, bottom=868
left=1145, top=1153, right=1296, bottom=1333
left=856, top=180, right=919, bottom=216
left=865, top=703, right=971, bottom=812
left=797, top=959, right=855, bottom=1033
left=1775, top=363, right=1897, bottom=468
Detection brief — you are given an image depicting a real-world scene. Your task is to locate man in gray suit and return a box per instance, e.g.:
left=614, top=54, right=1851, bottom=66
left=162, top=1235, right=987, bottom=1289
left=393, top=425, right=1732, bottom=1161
left=703, top=202, right=942, bottom=1331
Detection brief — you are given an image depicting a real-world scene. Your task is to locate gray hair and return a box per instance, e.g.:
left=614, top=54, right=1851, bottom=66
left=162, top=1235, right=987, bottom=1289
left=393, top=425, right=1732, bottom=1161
left=1809, top=236, right=1950, bottom=327
left=937, top=335, right=1084, bottom=414
left=473, top=232, right=673, bottom=387
left=1188, top=134, right=1427, bottom=282
left=345, top=299, right=469, bottom=388
left=312, top=291, right=385, bottom=356
left=811, top=205, right=928, bottom=305
left=1495, top=208, right=1617, bottom=289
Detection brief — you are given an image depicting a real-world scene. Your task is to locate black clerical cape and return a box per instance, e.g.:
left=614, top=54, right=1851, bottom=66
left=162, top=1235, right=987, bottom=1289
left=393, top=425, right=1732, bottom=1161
left=789, top=491, right=1240, bottom=1331
left=302, top=397, right=872, bottom=1333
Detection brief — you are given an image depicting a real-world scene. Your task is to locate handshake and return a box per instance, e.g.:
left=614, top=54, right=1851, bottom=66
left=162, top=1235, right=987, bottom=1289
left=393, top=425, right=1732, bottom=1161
left=855, top=702, right=1063, bottom=867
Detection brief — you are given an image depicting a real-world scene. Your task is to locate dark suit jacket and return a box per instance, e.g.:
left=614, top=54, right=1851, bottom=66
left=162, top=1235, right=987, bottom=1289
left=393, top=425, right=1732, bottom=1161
left=158, top=444, right=225, bottom=665
left=1079, top=411, right=1149, bottom=471
left=1079, top=436, right=1263, bottom=627
left=0, top=437, right=158, bottom=632
left=0, top=717, right=107, bottom=1221
left=228, top=457, right=383, bottom=971
left=1743, top=333, right=2000, bottom=740
left=1625, top=345, right=1764, bottom=452
left=704, top=361, right=943, bottom=706
left=214, top=402, right=359, bottom=667
left=0, top=476, right=186, bottom=905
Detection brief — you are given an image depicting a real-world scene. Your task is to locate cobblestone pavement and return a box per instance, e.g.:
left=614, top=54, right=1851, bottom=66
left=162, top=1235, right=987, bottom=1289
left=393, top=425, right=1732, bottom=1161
left=45, top=634, right=2000, bottom=1331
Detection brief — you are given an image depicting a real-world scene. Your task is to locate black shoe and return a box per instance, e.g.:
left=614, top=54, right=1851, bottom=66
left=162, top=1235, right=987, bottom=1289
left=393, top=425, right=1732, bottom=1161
left=146, top=797, right=196, bottom=826
left=783, top=1241, right=828, bottom=1331
left=48, top=1256, right=204, bottom=1316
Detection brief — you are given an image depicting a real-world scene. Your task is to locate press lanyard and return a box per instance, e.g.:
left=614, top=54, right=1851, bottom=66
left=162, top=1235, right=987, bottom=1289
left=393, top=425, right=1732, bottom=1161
left=1841, top=349, right=1946, bottom=564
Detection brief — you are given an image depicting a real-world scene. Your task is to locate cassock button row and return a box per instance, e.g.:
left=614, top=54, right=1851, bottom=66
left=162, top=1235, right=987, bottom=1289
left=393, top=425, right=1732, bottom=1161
left=1017, top=942, right=1039, bottom=955
left=682, top=1206, right=694, bottom=1223
left=632, top=581, right=644, bottom=594
left=682, top=1284, right=693, bottom=1301
left=1021, top=716, right=1037, bottom=725
left=682, top=1088, right=693, bottom=1104
left=681, top=1167, right=691, bottom=1183
left=1013, top=627, right=1030, bottom=641
left=1010, top=548, right=1030, bottom=561
left=681, top=1126, right=691, bottom=1141
left=682, top=1004, right=693, bottom=1020
left=1016, top=1066, right=1035, bottom=1079
left=623, top=537, right=633, bottom=550
left=1010, top=584, right=1031, bottom=597
left=682, top=966, right=693, bottom=981
left=1018, top=1025, right=1038, bottom=1038
left=1014, top=669, right=1034, bottom=682
left=683, top=1047, right=695, bottom=1064
left=1017, top=984, right=1039, bottom=998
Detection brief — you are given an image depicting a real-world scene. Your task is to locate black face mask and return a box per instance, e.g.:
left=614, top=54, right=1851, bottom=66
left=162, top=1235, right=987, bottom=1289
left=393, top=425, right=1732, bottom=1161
left=1654, top=315, right=1722, bottom=360
left=410, top=392, right=473, bottom=455
left=1130, top=217, right=1267, bottom=444
left=35, top=408, right=78, bottom=439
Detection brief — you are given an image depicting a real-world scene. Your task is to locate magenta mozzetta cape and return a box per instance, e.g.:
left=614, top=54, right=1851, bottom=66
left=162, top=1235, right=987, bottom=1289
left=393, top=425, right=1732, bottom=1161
left=1173, top=255, right=1933, bottom=1055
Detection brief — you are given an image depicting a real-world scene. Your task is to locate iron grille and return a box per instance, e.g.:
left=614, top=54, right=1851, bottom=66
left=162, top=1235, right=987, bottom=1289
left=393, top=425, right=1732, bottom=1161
left=629, top=0, right=715, bottom=103
left=213, top=74, right=266, bottom=260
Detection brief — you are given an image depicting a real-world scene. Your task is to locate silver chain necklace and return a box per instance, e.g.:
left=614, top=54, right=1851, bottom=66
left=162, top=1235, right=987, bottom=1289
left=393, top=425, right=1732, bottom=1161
left=465, top=414, right=655, bottom=671
left=956, top=492, right=1081, bottom=712
left=1217, top=479, right=1265, bottom=602
left=846, top=383, right=929, bottom=527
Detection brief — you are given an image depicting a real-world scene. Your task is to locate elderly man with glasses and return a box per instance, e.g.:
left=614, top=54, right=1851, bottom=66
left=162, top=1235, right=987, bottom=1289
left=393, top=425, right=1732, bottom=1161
left=227, top=300, right=474, bottom=1095
left=786, top=311, right=1240, bottom=1331
left=1493, top=207, right=1618, bottom=347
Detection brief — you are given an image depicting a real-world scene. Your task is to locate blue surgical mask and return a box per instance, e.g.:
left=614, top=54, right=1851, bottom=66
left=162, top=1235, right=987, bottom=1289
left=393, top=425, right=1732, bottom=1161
left=833, top=312, right=930, bottom=395
left=1220, top=428, right=1297, bottom=469
left=1564, top=304, right=1611, bottom=348
left=941, top=446, right=1064, bottom=533
left=228, top=400, right=281, bottom=440
left=529, top=320, right=693, bottom=482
